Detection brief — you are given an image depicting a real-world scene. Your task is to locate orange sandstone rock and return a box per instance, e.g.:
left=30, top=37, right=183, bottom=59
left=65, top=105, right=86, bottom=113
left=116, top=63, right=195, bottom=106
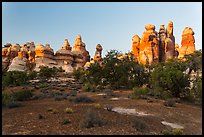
left=178, top=27, right=195, bottom=58
left=138, top=24, right=159, bottom=65
left=94, top=44, right=103, bottom=63
left=71, top=35, right=90, bottom=68
left=131, top=34, right=140, bottom=58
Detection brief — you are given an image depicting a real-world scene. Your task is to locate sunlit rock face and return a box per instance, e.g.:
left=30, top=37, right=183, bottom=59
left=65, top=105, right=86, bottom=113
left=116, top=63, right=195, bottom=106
left=94, top=44, right=103, bottom=64
left=34, top=44, right=57, bottom=71
left=71, top=35, right=90, bottom=69
left=178, top=27, right=195, bottom=58
left=2, top=43, right=21, bottom=70
left=131, top=34, right=140, bottom=59
left=55, top=39, right=74, bottom=73
left=138, top=24, right=159, bottom=65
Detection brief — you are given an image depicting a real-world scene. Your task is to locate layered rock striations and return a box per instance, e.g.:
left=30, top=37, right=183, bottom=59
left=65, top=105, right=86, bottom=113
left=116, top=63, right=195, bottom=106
left=55, top=39, right=74, bottom=73
left=34, top=44, right=57, bottom=71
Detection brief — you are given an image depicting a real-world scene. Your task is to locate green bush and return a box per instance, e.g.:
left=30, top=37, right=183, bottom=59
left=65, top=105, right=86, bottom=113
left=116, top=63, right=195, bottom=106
left=150, top=60, right=190, bottom=98
left=70, top=90, right=78, bottom=96
left=2, top=92, right=11, bottom=107
left=2, top=71, right=29, bottom=87
left=76, top=50, right=149, bottom=91
left=172, top=128, right=184, bottom=135
left=27, top=71, right=38, bottom=80
left=73, top=68, right=86, bottom=81
left=82, top=82, right=95, bottom=92
left=2, top=92, right=22, bottom=108
left=129, top=87, right=150, bottom=99
left=161, top=129, right=171, bottom=135
left=94, top=103, right=102, bottom=109
left=161, top=90, right=173, bottom=100
left=190, top=76, right=202, bottom=104
left=64, top=108, right=74, bottom=113
left=62, top=119, right=71, bottom=125
left=39, top=84, right=48, bottom=88
left=12, top=90, right=33, bottom=101
left=39, top=66, right=59, bottom=78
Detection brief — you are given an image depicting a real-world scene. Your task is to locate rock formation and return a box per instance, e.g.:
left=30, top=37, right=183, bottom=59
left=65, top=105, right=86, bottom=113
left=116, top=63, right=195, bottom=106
left=55, top=39, right=74, bottom=73
left=7, top=49, right=29, bottom=72
left=165, top=21, right=176, bottom=59
left=174, top=43, right=180, bottom=57
left=2, top=43, right=21, bottom=70
left=164, top=38, right=175, bottom=60
left=138, top=24, right=159, bottom=65
left=71, top=35, right=90, bottom=69
left=94, top=44, right=103, bottom=64
left=178, top=27, right=195, bottom=58
left=131, top=34, right=140, bottom=59
left=158, top=25, right=167, bottom=62
left=34, top=44, right=57, bottom=71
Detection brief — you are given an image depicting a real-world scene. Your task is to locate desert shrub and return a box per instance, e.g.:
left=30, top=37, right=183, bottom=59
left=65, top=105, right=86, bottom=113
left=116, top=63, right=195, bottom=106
left=161, top=129, right=171, bottom=135
left=38, top=114, right=44, bottom=119
left=129, top=87, right=150, bottom=99
left=39, top=84, right=48, bottom=89
left=62, top=119, right=71, bottom=125
left=2, top=92, right=11, bottom=107
left=82, top=82, right=95, bottom=92
left=102, top=50, right=149, bottom=89
left=73, top=68, right=84, bottom=80
left=150, top=60, right=190, bottom=98
left=70, top=90, right=78, bottom=96
left=164, top=98, right=176, bottom=107
left=2, top=92, right=21, bottom=108
left=81, top=109, right=104, bottom=128
left=27, top=71, right=38, bottom=80
left=39, top=66, right=58, bottom=78
left=54, top=96, right=66, bottom=101
left=12, top=90, right=33, bottom=101
left=172, top=128, right=184, bottom=135
left=183, top=50, right=202, bottom=74
left=47, top=107, right=54, bottom=112
left=131, top=117, right=147, bottom=131
left=73, top=96, right=94, bottom=103
left=76, top=50, right=149, bottom=91
left=64, top=108, right=74, bottom=113
left=2, top=71, right=29, bottom=87
left=190, top=76, right=202, bottom=104
left=7, top=101, right=21, bottom=108
left=161, top=90, right=173, bottom=100
left=103, top=88, right=115, bottom=97
left=94, top=103, right=102, bottom=109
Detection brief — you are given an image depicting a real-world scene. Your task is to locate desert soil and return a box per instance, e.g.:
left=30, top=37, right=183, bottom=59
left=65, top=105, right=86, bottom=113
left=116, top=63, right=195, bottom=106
left=2, top=76, right=202, bottom=135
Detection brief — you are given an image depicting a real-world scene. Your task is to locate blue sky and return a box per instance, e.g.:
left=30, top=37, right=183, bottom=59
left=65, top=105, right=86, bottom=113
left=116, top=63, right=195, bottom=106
left=2, top=2, right=202, bottom=58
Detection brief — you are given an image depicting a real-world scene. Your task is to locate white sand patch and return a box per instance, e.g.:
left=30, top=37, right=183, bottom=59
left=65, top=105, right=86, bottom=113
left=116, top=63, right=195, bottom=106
left=161, top=121, right=184, bottom=129
left=110, top=107, right=153, bottom=116
left=96, top=93, right=107, bottom=96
